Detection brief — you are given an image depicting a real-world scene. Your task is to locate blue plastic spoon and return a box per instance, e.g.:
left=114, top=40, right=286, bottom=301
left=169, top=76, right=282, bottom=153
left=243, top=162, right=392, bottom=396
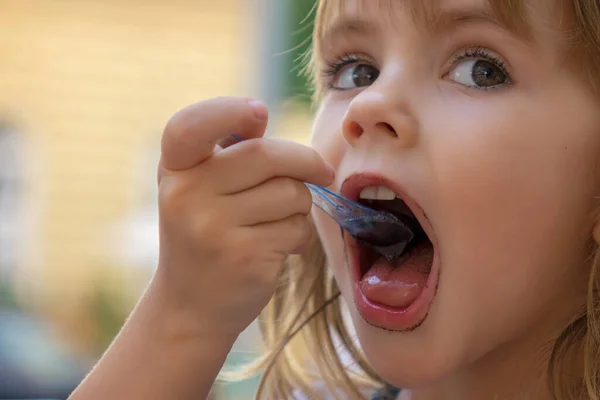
left=229, top=134, right=414, bottom=259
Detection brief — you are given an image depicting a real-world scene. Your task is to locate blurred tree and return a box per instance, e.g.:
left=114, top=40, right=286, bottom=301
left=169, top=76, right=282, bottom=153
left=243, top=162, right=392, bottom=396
left=87, top=276, right=130, bottom=353
left=0, top=280, right=19, bottom=309
left=0, top=121, right=21, bottom=289
left=284, top=0, right=318, bottom=104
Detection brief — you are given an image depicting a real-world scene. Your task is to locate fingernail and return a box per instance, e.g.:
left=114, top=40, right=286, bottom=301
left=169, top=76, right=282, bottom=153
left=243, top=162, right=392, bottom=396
left=247, top=99, right=268, bottom=121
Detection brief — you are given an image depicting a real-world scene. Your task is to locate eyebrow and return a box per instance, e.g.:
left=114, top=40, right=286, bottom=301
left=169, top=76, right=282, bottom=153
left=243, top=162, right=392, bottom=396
left=429, top=7, right=531, bottom=40
left=320, top=5, right=532, bottom=47
left=320, top=17, right=377, bottom=46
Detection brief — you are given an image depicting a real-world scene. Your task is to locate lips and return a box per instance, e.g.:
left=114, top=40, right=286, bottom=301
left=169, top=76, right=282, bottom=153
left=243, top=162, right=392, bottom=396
left=340, top=172, right=440, bottom=331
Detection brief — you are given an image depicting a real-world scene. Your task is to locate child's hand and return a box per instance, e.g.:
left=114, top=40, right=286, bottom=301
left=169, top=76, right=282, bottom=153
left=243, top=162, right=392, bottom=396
left=154, top=97, right=334, bottom=340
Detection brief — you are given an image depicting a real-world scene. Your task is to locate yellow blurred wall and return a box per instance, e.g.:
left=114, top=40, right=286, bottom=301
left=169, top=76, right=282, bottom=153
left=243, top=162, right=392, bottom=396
left=0, top=0, right=257, bottom=340
left=0, top=0, right=315, bottom=351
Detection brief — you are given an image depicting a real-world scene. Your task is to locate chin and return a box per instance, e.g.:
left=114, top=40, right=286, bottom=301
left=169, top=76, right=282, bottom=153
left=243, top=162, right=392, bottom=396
left=314, top=172, right=475, bottom=389
left=346, top=305, right=464, bottom=390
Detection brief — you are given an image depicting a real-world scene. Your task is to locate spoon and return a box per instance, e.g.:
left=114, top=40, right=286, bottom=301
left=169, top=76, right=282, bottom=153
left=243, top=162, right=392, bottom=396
left=228, top=135, right=414, bottom=259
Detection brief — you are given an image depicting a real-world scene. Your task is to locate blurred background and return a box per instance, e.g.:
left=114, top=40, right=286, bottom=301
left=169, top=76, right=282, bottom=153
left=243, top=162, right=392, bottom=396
left=0, top=0, right=318, bottom=398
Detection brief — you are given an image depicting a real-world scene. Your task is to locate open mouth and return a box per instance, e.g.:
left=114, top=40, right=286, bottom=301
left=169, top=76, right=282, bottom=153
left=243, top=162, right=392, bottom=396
left=341, top=175, right=439, bottom=330
left=356, top=186, right=434, bottom=307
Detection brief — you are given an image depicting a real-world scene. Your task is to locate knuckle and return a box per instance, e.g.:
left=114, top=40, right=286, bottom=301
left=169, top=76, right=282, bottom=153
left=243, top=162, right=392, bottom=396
left=244, top=138, right=269, bottom=157
left=213, top=96, right=229, bottom=103
left=298, top=185, right=313, bottom=213
left=283, top=180, right=311, bottom=214
left=243, top=269, right=272, bottom=288
left=280, top=178, right=303, bottom=200
left=159, top=173, right=218, bottom=225
left=289, top=217, right=311, bottom=253
left=214, top=96, right=255, bottom=121
left=307, top=147, right=323, bottom=166
left=276, top=178, right=312, bottom=209
left=192, top=212, right=220, bottom=236
left=163, top=107, right=197, bottom=150
left=190, top=213, right=230, bottom=254
left=290, top=214, right=310, bottom=239
left=159, top=178, right=191, bottom=217
left=225, top=247, right=253, bottom=268
left=222, top=236, right=273, bottom=283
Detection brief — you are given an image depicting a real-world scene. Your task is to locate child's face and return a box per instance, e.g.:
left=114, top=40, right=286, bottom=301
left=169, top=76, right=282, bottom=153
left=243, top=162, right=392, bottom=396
left=310, top=0, right=600, bottom=389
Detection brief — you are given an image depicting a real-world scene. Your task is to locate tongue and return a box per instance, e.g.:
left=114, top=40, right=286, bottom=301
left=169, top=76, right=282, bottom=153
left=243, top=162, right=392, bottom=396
left=360, top=242, right=433, bottom=309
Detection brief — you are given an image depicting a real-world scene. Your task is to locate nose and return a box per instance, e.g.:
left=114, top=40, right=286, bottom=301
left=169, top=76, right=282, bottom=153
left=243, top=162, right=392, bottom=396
left=342, top=83, right=419, bottom=148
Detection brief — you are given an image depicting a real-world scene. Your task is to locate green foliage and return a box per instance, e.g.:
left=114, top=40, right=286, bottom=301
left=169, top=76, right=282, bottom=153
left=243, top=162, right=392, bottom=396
left=0, top=279, right=19, bottom=309
left=284, top=0, right=318, bottom=104
left=87, top=279, right=129, bottom=352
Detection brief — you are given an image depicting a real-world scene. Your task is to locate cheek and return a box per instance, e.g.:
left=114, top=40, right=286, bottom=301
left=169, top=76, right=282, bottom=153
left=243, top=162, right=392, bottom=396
left=310, top=101, right=355, bottom=292
left=426, top=95, right=599, bottom=315
left=310, top=99, right=349, bottom=169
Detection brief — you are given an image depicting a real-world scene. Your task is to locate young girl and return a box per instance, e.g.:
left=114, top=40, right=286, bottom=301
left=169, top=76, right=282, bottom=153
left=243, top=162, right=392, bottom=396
left=69, top=0, right=600, bottom=399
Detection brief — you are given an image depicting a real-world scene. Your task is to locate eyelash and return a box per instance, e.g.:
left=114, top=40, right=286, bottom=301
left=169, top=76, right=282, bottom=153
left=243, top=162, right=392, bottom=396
left=449, top=46, right=511, bottom=82
left=322, top=53, right=361, bottom=77
left=320, top=46, right=512, bottom=90
left=321, top=53, right=368, bottom=90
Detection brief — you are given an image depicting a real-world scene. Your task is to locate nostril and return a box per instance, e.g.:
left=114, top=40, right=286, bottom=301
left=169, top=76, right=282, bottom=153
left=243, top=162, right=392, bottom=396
left=376, top=122, right=397, bottom=137
left=345, top=120, right=365, bottom=139
left=342, top=120, right=399, bottom=142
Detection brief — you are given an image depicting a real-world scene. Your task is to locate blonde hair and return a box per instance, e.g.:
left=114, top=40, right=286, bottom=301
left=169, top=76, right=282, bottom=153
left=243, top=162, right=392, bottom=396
left=229, top=1, right=600, bottom=399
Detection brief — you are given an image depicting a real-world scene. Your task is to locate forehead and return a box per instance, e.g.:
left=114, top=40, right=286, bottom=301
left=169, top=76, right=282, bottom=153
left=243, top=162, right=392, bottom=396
left=315, top=0, right=535, bottom=46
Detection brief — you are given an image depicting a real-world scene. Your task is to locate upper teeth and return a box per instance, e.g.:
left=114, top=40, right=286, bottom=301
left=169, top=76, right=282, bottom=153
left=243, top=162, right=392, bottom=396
left=359, top=186, right=397, bottom=201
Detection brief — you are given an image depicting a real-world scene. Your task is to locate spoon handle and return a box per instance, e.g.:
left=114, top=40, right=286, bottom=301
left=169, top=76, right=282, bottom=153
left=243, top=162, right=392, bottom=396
left=229, top=135, right=393, bottom=226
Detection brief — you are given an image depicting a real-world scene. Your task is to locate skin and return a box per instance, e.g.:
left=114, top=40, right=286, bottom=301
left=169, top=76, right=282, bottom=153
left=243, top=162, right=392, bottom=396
left=310, top=0, right=600, bottom=399
left=68, top=97, right=334, bottom=399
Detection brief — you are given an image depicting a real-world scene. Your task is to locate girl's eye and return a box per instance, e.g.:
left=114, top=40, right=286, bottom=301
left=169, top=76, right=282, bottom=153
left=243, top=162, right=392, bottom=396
left=448, top=56, right=509, bottom=89
left=333, top=63, right=380, bottom=90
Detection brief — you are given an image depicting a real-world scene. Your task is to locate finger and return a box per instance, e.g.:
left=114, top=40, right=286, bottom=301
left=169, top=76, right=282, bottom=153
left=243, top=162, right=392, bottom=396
left=206, top=137, right=335, bottom=194
left=161, top=97, right=269, bottom=171
left=245, top=214, right=312, bottom=255
left=227, top=177, right=313, bottom=226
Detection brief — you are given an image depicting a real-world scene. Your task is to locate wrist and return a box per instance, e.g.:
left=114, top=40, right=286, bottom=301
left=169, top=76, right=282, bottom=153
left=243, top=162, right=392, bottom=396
left=68, top=271, right=239, bottom=400
left=137, top=273, right=240, bottom=350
